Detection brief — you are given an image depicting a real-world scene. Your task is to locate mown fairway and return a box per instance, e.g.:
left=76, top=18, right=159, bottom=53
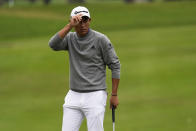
left=0, top=2, right=196, bottom=131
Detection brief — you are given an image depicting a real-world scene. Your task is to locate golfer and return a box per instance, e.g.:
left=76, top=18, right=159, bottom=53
left=49, top=6, right=120, bottom=131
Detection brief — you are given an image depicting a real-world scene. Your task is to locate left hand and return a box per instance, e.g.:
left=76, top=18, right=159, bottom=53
left=110, top=95, right=119, bottom=109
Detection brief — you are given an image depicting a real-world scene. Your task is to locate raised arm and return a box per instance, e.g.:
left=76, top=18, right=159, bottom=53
left=49, top=14, right=82, bottom=51
left=58, top=23, right=72, bottom=39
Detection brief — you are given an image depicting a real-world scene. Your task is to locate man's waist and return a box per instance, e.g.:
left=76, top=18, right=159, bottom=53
left=70, top=88, right=106, bottom=93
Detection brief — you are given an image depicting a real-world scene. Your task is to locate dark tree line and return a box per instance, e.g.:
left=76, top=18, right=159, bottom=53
left=28, top=0, right=85, bottom=4
left=68, top=0, right=85, bottom=3
left=0, top=0, right=52, bottom=6
left=29, top=0, right=51, bottom=4
left=1, top=0, right=192, bottom=7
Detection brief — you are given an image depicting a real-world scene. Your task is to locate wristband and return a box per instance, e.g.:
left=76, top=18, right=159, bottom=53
left=111, top=94, right=117, bottom=96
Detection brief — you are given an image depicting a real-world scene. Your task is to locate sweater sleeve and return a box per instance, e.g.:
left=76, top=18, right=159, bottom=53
left=101, top=35, right=121, bottom=79
left=48, top=32, right=70, bottom=51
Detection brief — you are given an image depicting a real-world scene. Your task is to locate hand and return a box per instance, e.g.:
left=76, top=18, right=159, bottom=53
left=110, top=95, right=119, bottom=109
left=69, top=14, right=82, bottom=27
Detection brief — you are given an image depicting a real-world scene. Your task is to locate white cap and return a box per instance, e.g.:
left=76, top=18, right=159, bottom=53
left=70, top=6, right=90, bottom=18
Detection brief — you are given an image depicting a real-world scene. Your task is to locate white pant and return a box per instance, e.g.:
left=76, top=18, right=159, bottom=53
left=62, top=90, right=107, bottom=131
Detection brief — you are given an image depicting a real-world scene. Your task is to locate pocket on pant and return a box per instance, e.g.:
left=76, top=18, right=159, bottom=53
left=63, top=90, right=71, bottom=106
left=100, top=91, right=107, bottom=107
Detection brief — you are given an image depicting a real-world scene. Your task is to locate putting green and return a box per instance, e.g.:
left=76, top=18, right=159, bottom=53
left=0, top=2, right=196, bottom=131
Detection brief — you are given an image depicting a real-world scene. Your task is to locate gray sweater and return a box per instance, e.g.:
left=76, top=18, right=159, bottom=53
left=49, top=29, right=120, bottom=92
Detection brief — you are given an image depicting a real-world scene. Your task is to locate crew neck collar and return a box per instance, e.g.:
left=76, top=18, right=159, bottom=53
left=76, top=28, right=92, bottom=40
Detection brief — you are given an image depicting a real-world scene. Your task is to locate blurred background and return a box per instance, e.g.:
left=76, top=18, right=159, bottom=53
left=0, top=0, right=196, bottom=131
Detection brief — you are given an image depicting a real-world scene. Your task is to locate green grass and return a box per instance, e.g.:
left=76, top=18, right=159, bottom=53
left=1, top=2, right=196, bottom=131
